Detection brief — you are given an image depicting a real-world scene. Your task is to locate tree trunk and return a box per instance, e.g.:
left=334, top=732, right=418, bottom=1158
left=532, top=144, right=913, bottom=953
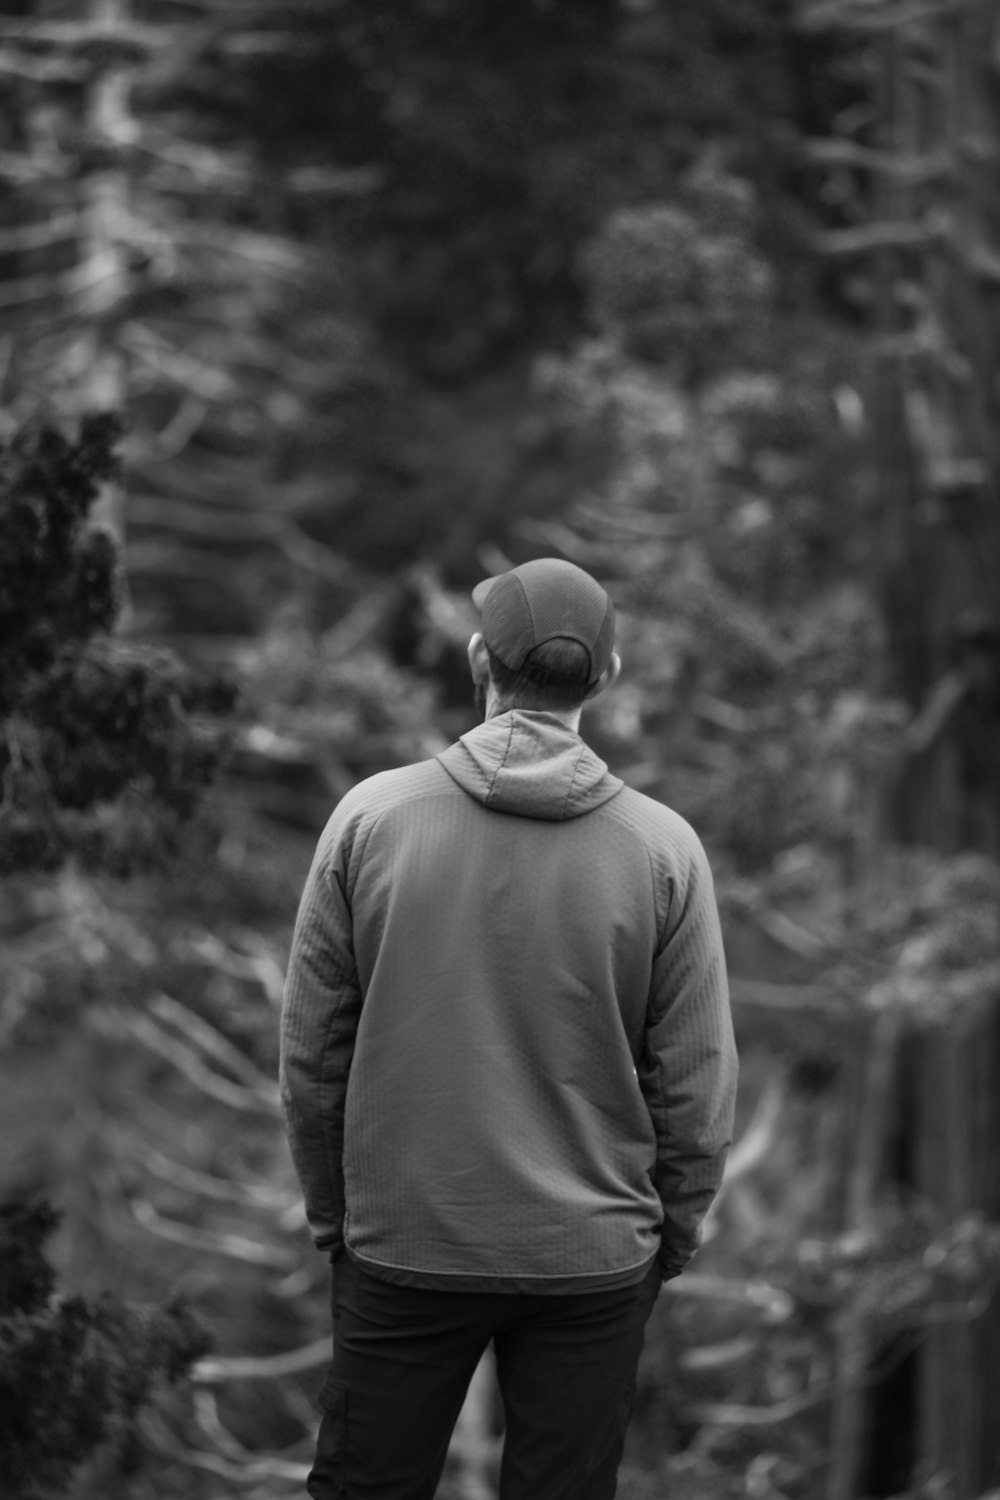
left=816, top=1, right=1000, bottom=1490
left=80, top=0, right=132, bottom=542
left=913, top=993, right=1000, bottom=1495
left=826, top=1010, right=903, bottom=1500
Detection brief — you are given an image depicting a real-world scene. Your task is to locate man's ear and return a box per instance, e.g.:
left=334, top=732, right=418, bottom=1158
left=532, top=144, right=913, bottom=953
left=468, top=632, right=491, bottom=686
left=584, top=652, right=621, bottom=701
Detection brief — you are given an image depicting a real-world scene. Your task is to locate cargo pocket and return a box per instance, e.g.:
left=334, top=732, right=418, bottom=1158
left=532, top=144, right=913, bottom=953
left=308, top=1380, right=347, bottom=1499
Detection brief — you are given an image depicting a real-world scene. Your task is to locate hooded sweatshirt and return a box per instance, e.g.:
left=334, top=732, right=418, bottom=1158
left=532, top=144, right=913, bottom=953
left=280, top=711, right=737, bottom=1293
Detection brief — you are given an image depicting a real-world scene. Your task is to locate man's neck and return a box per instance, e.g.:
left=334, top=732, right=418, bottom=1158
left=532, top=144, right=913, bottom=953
left=486, top=698, right=583, bottom=734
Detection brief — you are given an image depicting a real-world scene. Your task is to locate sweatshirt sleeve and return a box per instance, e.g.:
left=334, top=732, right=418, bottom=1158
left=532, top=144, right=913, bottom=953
left=279, top=824, right=363, bottom=1252
left=638, top=829, right=737, bottom=1275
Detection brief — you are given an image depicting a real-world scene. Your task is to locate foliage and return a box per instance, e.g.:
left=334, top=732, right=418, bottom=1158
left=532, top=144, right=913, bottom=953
left=0, top=412, right=236, bottom=1492
left=0, top=1200, right=209, bottom=1500
left=0, top=414, right=121, bottom=697
left=521, top=168, right=876, bottom=874
left=0, top=415, right=234, bottom=874
left=0, top=0, right=863, bottom=635
left=0, top=0, right=377, bottom=640
left=275, top=0, right=849, bottom=377
left=580, top=182, right=773, bottom=378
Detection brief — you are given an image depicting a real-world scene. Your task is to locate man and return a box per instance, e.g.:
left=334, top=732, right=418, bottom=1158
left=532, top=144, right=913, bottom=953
left=280, top=557, right=737, bottom=1500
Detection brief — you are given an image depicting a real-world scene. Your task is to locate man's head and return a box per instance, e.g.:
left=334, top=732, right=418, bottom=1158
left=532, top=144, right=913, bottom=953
left=468, top=558, right=620, bottom=720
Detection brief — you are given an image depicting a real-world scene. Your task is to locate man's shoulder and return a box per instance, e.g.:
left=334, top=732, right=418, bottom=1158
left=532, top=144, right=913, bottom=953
left=603, top=781, right=707, bottom=861
left=320, top=755, right=453, bottom=840
left=348, top=754, right=448, bottom=804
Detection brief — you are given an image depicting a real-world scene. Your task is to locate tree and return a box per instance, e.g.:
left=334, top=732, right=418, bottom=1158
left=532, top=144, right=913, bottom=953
left=0, top=0, right=376, bottom=638
left=0, top=1200, right=209, bottom=1500
left=0, top=413, right=232, bottom=874
left=497, top=146, right=1000, bottom=1497
left=0, top=413, right=235, bottom=1495
left=794, top=2, right=1000, bottom=1492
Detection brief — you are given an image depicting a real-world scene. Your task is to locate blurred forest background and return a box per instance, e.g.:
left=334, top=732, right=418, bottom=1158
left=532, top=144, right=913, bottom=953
left=2, top=1, right=1000, bottom=1497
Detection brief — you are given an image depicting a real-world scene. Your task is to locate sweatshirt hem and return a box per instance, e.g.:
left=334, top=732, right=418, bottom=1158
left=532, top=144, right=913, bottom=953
left=345, top=1248, right=659, bottom=1295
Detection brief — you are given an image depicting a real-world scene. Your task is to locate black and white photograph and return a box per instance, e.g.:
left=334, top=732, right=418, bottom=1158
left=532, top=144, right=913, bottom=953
left=1, top=3, right=999, bottom=1497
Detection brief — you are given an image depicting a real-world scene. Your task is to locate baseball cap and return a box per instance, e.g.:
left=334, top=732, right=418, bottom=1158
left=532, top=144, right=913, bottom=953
left=472, top=558, right=615, bottom=687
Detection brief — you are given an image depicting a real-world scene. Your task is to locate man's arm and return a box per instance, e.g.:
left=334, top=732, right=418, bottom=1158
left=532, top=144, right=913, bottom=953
left=280, top=834, right=363, bottom=1253
left=638, top=833, right=737, bottom=1278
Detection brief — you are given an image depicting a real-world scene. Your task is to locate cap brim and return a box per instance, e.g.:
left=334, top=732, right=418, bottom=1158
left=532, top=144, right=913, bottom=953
left=471, top=576, right=500, bottom=610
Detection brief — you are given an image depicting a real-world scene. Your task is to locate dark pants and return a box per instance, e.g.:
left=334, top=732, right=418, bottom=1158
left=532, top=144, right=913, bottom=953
left=307, top=1256, right=661, bottom=1500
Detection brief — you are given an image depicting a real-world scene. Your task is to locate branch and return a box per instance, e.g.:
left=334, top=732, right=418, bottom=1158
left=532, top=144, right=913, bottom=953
left=730, top=978, right=843, bottom=1013
left=119, top=1132, right=299, bottom=1217
left=238, top=724, right=327, bottom=767
left=145, top=394, right=208, bottom=459
left=0, top=210, right=81, bottom=254
left=0, top=253, right=121, bottom=308
left=692, top=1380, right=834, bottom=1428
left=515, top=518, right=615, bottom=564
left=963, top=238, right=1000, bottom=287
left=142, top=165, right=255, bottom=198
left=127, top=442, right=355, bottom=512
left=320, top=589, right=396, bottom=660
left=574, top=498, right=685, bottom=539
left=276, top=524, right=352, bottom=585
left=120, top=327, right=235, bottom=398
left=128, top=501, right=354, bottom=590
left=139, top=1408, right=310, bottom=1485
left=156, top=220, right=308, bottom=275
left=0, top=151, right=75, bottom=185
left=148, top=0, right=343, bottom=12
left=186, top=929, right=286, bottom=1009
left=268, top=1263, right=326, bottom=1300
left=799, top=0, right=975, bottom=32
left=216, top=31, right=318, bottom=57
left=0, top=47, right=88, bottom=81
left=287, top=163, right=383, bottom=197
left=129, top=495, right=297, bottom=539
left=144, top=321, right=317, bottom=385
left=133, top=126, right=254, bottom=189
left=694, top=695, right=754, bottom=735
left=162, top=1446, right=310, bottom=1485
left=128, top=1195, right=297, bottom=1268
left=189, top=1389, right=315, bottom=1487
left=91, top=1007, right=280, bottom=1115
left=811, top=221, right=938, bottom=257
left=192, top=1338, right=332, bottom=1384
left=665, top=1275, right=794, bottom=1323
left=904, top=670, right=969, bottom=755
left=0, top=17, right=168, bottom=52
left=232, top=729, right=356, bottom=806
left=221, top=782, right=339, bottom=831
left=692, top=1284, right=991, bottom=1438
left=149, top=990, right=280, bottom=1101
left=719, top=1077, right=785, bottom=1187
left=679, top=1335, right=758, bottom=1373
left=126, top=541, right=252, bottom=581
left=803, top=138, right=950, bottom=182
left=744, top=901, right=835, bottom=961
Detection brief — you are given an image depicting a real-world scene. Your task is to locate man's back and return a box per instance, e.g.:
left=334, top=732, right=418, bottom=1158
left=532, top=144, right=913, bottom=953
left=281, top=710, right=735, bottom=1291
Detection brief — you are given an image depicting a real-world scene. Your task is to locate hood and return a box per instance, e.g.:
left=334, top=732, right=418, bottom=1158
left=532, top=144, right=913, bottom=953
left=437, top=711, right=623, bottom=821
